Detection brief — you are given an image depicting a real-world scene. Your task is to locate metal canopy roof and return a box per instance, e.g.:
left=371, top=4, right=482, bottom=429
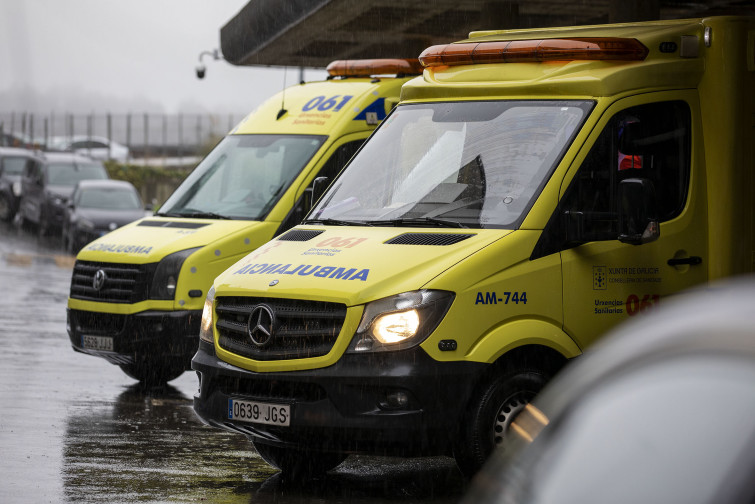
left=220, top=0, right=755, bottom=68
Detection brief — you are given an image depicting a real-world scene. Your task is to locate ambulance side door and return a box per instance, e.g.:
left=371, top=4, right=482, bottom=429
left=551, top=94, right=707, bottom=349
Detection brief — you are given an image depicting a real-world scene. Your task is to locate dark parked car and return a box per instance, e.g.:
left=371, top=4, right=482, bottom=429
left=0, top=147, right=42, bottom=222
left=463, top=279, right=755, bottom=504
left=63, top=179, right=148, bottom=253
left=18, top=152, right=109, bottom=235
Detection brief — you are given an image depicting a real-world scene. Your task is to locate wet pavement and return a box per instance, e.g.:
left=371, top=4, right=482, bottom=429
left=0, top=221, right=467, bottom=503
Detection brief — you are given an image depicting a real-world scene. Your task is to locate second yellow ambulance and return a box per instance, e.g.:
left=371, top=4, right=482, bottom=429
left=66, top=59, right=421, bottom=384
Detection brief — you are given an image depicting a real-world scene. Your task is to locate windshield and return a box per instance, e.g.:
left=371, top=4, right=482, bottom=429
left=47, top=162, right=108, bottom=186
left=2, top=157, right=29, bottom=176
left=310, top=101, right=591, bottom=229
left=78, top=187, right=142, bottom=209
left=158, top=134, right=325, bottom=220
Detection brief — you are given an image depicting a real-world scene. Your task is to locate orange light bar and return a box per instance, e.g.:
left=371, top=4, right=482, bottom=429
left=327, top=58, right=424, bottom=77
left=419, top=38, right=649, bottom=67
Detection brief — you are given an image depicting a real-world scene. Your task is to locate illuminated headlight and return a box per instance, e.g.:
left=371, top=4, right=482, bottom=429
left=12, top=181, right=21, bottom=196
left=150, top=247, right=201, bottom=300
left=347, top=290, right=454, bottom=353
left=199, top=286, right=215, bottom=343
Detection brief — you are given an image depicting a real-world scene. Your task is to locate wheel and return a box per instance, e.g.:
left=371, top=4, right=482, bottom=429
left=0, top=194, right=12, bottom=222
left=253, top=441, right=347, bottom=480
left=64, top=228, right=79, bottom=254
left=453, top=367, right=549, bottom=478
left=119, top=358, right=186, bottom=385
left=37, top=210, right=49, bottom=238
left=63, top=228, right=73, bottom=254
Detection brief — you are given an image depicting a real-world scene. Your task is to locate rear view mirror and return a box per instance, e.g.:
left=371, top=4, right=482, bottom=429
left=311, top=176, right=329, bottom=207
left=618, top=178, right=659, bottom=245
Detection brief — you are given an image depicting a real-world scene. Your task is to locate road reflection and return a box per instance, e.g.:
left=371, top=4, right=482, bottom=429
left=61, top=383, right=465, bottom=503
left=3, top=220, right=467, bottom=504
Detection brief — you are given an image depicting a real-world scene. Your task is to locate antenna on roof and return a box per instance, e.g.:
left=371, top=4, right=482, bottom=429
left=277, top=68, right=288, bottom=120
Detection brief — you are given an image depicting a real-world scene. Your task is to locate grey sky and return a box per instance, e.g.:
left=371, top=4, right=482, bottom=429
left=0, top=0, right=326, bottom=115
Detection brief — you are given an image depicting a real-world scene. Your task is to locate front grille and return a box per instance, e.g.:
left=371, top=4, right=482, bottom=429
left=217, top=375, right=326, bottom=402
left=216, top=296, right=347, bottom=361
left=72, top=310, right=127, bottom=335
left=70, top=260, right=154, bottom=303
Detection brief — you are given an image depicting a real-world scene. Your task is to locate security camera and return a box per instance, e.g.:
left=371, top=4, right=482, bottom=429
left=196, top=65, right=206, bottom=79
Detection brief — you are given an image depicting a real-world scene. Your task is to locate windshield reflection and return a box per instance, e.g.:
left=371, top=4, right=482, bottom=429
left=159, top=134, right=325, bottom=220
left=311, top=101, right=591, bottom=229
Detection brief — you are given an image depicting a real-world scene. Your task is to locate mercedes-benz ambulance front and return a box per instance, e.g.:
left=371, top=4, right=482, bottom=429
left=193, top=17, right=754, bottom=478
left=66, top=59, right=421, bottom=385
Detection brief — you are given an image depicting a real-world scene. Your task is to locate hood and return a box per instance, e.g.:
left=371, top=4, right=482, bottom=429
left=47, top=185, right=74, bottom=198
left=77, top=207, right=148, bottom=229
left=215, top=226, right=511, bottom=306
left=77, top=216, right=267, bottom=263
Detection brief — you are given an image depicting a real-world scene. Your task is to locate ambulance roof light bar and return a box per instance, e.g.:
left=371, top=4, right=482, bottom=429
left=419, top=38, right=649, bottom=67
left=327, top=58, right=424, bottom=77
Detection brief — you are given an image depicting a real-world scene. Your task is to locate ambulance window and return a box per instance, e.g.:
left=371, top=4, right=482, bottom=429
left=536, top=101, right=690, bottom=254
left=158, top=134, right=325, bottom=220
left=316, top=140, right=363, bottom=181
left=311, top=101, right=591, bottom=228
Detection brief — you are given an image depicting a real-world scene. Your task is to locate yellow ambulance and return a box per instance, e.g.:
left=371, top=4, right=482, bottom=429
left=192, top=16, right=755, bottom=477
left=66, top=59, right=422, bottom=384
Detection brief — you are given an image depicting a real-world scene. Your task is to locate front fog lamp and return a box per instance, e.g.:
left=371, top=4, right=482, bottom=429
left=150, top=247, right=201, bottom=300
left=199, top=286, right=215, bottom=344
left=347, top=290, right=454, bottom=353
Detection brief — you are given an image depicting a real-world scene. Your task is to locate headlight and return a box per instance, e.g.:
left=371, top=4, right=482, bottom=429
left=150, top=247, right=201, bottom=300
left=199, top=286, right=215, bottom=343
left=78, top=218, right=95, bottom=231
left=12, top=181, right=21, bottom=196
left=347, top=290, right=454, bottom=353
left=50, top=194, right=66, bottom=207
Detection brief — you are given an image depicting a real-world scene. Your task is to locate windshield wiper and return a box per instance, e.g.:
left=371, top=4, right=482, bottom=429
left=303, top=218, right=373, bottom=226
left=157, top=210, right=232, bottom=220
left=370, top=217, right=468, bottom=228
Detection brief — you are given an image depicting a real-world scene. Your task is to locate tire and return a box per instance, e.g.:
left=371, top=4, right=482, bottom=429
left=0, top=194, right=12, bottom=222
left=119, top=358, right=186, bottom=386
left=453, top=367, right=549, bottom=478
left=254, top=441, right=347, bottom=480
left=64, top=228, right=79, bottom=255
left=37, top=210, right=49, bottom=238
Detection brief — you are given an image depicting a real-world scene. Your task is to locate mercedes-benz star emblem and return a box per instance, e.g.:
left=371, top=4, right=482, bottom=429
left=247, top=304, right=275, bottom=347
left=93, top=269, right=107, bottom=291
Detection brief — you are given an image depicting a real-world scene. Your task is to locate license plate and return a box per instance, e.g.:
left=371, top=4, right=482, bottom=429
left=82, top=335, right=114, bottom=352
left=228, top=399, right=290, bottom=426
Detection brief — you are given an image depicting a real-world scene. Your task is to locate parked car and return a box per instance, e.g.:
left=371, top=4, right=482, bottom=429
left=63, top=180, right=148, bottom=253
left=462, top=278, right=755, bottom=504
left=49, top=136, right=130, bottom=162
left=0, top=147, right=42, bottom=221
left=18, top=152, right=109, bottom=236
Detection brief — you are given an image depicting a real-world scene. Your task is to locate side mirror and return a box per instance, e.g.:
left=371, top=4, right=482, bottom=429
left=618, top=178, right=659, bottom=245
left=311, top=176, right=330, bottom=208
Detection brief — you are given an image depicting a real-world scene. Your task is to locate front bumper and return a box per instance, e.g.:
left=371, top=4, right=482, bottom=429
left=192, top=342, right=487, bottom=457
left=67, top=308, right=201, bottom=366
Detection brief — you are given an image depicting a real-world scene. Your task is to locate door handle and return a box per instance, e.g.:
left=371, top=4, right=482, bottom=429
left=667, top=256, right=702, bottom=266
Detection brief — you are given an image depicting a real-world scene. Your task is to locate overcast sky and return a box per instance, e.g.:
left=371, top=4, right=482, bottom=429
left=0, top=0, right=327, bottom=115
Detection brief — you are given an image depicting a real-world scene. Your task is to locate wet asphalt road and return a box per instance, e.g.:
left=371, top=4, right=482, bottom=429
left=0, top=221, right=466, bottom=504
